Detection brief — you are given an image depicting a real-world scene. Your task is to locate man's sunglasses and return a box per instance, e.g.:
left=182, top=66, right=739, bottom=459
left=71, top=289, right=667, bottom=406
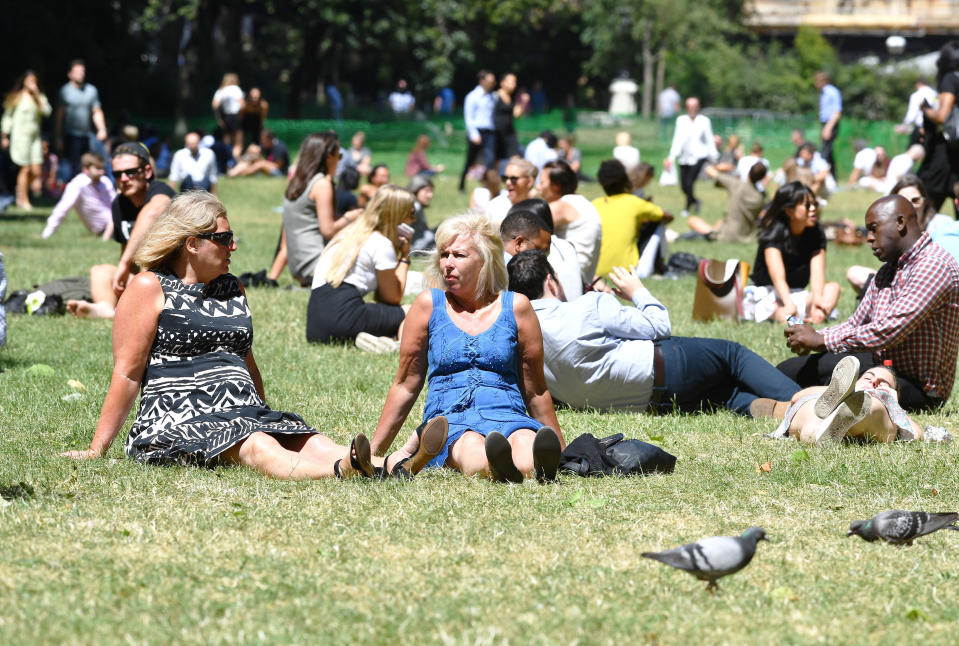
left=195, top=230, right=235, bottom=246
left=502, top=175, right=523, bottom=183
left=114, top=166, right=145, bottom=179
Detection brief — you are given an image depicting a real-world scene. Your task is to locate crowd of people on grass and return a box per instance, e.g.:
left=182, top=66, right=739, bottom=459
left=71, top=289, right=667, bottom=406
left=3, top=46, right=959, bottom=483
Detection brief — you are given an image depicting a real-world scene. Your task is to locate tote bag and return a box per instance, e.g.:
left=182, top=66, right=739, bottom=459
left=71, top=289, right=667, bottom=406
left=692, top=258, right=750, bottom=322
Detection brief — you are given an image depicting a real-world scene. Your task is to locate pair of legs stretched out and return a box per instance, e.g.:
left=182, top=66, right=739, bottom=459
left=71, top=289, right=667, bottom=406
left=444, top=426, right=563, bottom=484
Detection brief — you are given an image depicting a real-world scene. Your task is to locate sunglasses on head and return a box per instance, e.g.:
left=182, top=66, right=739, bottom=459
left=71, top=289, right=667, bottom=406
left=195, top=230, right=235, bottom=246
left=114, top=165, right=145, bottom=179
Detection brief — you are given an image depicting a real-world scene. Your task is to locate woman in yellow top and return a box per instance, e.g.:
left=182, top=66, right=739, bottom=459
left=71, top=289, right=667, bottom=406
left=2, top=70, right=52, bottom=210
left=592, top=159, right=673, bottom=280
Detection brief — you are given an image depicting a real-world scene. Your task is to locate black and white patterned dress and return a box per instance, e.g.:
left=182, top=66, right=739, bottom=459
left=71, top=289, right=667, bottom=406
left=125, top=270, right=316, bottom=465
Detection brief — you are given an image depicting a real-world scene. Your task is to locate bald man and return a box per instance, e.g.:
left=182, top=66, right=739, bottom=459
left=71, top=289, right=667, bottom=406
left=169, top=131, right=218, bottom=193
left=779, top=194, right=959, bottom=411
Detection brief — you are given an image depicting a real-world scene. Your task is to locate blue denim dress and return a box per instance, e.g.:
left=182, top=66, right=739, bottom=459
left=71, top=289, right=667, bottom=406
left=423, top=288, right=540, bottom=468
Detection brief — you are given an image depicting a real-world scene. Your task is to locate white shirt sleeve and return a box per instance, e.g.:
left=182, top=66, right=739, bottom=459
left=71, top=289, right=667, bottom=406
left=595, top=289, right=671, bottom=341
left=43, top=175, right=85, bottom=238
left=169, top=149, right=185, bottom=183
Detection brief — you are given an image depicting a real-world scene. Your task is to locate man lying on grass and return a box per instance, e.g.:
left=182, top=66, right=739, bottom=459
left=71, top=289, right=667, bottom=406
left=506, top=250, right=800, bottom=416
left=780, top=194, right=959, bottom=412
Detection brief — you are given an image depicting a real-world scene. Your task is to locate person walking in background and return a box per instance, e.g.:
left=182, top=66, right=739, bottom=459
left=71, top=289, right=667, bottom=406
left=2, top=70, right=51, bottom=210
left=656, top=83, right=681, bottom=128
left=665, top=97, right=718, bottom=217
left=459, top=70, right=497, bottom=192
left=211, top=73, right=244, bottom=160
left=896, top=78, right=938, bottom=146
left=55, top=60, right=107, bottom=180
left=815, top=71, right=842, bottom=178
left=239, top=87, right=268, bottom=156
left=918, top=40, right=959, bottom=213
left=493, top=73, right=526, bottom=168
left=169, top=132, right=218, bottom=193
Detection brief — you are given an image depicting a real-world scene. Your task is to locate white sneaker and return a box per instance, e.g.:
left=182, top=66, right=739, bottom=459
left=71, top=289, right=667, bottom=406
left=814, top=356, right=860, bottom=418
left=355, top=332, right=400, bottom=353
left=814, top=391, right=870, bottom=443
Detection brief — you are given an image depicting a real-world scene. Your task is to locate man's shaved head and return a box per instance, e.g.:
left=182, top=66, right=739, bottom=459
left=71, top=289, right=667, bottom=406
left=864, top=194, right=920, bottom=264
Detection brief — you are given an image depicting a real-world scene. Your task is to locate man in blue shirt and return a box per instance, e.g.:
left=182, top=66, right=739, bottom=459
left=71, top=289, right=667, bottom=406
left=815, top=71, right=842, bottom=178
left=458, top=70, right=497, bottom=192
left=506, top=250, right=799, bottom=416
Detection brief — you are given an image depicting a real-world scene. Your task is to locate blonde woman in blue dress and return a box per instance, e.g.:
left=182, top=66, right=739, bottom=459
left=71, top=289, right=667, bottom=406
left=372, top=212, right=565, bottom=483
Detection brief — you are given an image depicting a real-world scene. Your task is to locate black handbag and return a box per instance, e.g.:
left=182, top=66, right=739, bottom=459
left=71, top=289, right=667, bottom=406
left=560, top=432, right=676, bottom=477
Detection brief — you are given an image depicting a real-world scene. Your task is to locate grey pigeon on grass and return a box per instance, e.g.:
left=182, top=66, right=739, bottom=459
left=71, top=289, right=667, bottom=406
left=847, top=510, right=959, bottom=545
left=642, top=527, right=767, bottom=592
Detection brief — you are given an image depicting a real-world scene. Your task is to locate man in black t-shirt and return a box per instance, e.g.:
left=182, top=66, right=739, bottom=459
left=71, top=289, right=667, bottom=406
left=67, top=142, right=175, bottom=319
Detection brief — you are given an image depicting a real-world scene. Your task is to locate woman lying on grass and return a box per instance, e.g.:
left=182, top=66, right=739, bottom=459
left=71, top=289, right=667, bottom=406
left=371, top=212, right=565, bottom=483
left=62, top=191, right=447, bottom=479
left=769, top=356, right=925, bottom=443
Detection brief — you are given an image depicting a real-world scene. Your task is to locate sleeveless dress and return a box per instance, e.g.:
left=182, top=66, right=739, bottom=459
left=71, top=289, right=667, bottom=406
left=422, top=289, right=541, bottom=468
left=125, top=270, right=316, bottom=465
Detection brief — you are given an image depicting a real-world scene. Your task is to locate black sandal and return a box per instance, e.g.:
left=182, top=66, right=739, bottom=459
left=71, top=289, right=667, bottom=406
left=379, top=416, right=449, bottom=480
left=334, top=433, right=374, bottom=479
left=485, top=431, right=524, bottom=483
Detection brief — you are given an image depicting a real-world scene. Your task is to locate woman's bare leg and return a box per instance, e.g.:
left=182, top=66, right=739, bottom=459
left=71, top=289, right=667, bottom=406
left=821, top=281, right=841, bottom=314
left=508, top=429, right=536, bottom=476
left=15, top=166, right=32, bottom=209
left=222, top=431, right=345, bottom=479
left=447, top=431, right=490, bottom=477
left=844, top=398, right=900, bottom=443
left=687, top=216, right=714, bottom=235
left=846, top=265, right=873, bottom=292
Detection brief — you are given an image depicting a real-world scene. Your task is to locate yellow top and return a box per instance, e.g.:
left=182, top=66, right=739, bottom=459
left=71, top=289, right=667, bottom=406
left=592, top=193, right=664, bottom=277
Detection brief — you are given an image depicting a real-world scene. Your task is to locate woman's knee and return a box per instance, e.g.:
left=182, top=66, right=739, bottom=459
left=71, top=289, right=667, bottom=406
left=238, top=431, right=278, bottom=464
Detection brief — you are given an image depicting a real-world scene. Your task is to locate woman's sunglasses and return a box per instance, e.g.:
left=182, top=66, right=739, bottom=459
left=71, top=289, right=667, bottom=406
left=195, top=230, right=235, bottom=246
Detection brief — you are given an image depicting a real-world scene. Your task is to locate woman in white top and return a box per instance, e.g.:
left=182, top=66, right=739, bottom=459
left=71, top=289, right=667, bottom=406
left=211, top=73, right=244, bottom=159
left=538, top=159, right=602, bottom=283
left=306, top=185, right=413, bottom=344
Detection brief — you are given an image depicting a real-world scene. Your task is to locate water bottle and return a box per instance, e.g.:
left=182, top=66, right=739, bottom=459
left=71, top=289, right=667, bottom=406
left=785, top=315, right=802, bottom=326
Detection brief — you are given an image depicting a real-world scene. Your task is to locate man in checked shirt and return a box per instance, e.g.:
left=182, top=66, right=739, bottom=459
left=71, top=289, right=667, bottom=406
left=778, top=194, right=959, bottom=412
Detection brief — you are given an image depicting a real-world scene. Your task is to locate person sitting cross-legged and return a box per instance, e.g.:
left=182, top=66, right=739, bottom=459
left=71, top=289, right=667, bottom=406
left=506, top=249, right=800, bottom=416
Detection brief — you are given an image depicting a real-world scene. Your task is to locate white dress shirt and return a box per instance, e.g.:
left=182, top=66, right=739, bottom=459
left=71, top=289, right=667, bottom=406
left=169, top=147, right=218, bottom=185
left=531, top=289, right=671, bottom=410
left=463, top=85, right=495, bottom=141
left=668, top=114, right=719, bottom=165
left=524, top=137, right=558, bottom=170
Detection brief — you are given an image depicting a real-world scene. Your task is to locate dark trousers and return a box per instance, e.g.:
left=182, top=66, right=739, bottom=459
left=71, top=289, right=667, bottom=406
left=679, top=158, right=707, bottom=210
left=820, top=119, right=839, bottom=177
left=776, top=351, right=940, bottom=412
left=458, top=129, right=496, bottom=191
left=650, top=336, right=801, bottom=416
left=180, top=176, right=212, bottom=192
left=63, top=134, right=90, bottom=180
left=306, top=283, right=405, bottom=343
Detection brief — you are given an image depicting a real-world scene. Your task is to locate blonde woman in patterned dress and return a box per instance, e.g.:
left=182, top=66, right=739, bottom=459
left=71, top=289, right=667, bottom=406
left=62, top=191, right=446, bottom=479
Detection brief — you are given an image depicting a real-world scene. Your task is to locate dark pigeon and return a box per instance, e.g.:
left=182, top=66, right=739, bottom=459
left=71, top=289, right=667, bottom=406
left=847, top=511, right=959, bottom=545
left=642, top=527, right=767, bottom=592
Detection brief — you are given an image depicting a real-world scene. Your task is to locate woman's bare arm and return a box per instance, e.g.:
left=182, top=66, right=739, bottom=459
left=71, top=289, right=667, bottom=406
left=371, top=291, right=432, bottom=455
left=513, top=293, right=564, bottom=448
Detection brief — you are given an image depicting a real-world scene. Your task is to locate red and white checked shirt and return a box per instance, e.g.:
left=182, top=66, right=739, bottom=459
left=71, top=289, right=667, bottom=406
left=822, top=232, right=959, bottom=400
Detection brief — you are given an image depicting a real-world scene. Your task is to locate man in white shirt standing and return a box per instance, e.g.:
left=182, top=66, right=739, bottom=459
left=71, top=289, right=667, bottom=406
left=896, top=78, right=939, bottom=146
left=507, top=250, right=800, bottom=415
left=458, top=70, right=497, bottom=192
left=665, top=97, right=718, bottom=217
left=169, top=132, right=218, bottom=193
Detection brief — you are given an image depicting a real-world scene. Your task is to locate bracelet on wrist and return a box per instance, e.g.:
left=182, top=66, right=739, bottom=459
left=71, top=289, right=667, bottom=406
left=399, top=258, right=410, bottom=264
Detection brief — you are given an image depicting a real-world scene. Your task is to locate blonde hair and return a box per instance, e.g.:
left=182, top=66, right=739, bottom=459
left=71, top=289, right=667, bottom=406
left=506, top=157, right=537, bottom=178
left=322, top=185, right=414, bottom=287
left=427, top=212, right=507, bottom=302
left=134, top=192, right=224, bottom=270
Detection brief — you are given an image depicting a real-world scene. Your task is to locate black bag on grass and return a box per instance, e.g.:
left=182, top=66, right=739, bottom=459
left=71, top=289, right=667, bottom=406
left=560, top=433, right=676, bottom=477
left=666, top=252, right=700, bottom=275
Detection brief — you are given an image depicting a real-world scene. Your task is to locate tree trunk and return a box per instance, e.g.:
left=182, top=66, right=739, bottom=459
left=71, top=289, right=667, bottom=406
left=641, top=19, right=654, bottom=119
left=173, top=0, right=222, bottom=138
left=655, top=48, right=666, bottom=107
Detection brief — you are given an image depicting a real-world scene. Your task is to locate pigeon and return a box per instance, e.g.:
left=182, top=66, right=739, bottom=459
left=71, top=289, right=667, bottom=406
left=847, top=510, right=959, bottom=545
left=642, top=527, right=767, bottom=592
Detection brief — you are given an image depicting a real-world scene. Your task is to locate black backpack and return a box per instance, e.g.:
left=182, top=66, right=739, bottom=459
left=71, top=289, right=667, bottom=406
left=560, top=433, right=677, bottom=477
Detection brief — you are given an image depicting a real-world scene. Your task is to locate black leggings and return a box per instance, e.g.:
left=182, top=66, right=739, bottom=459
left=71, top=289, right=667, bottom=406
left=306, top=283, right=405, bottom=343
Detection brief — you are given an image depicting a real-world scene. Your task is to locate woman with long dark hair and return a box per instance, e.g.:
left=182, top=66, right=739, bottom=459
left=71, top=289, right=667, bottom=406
left=2, top=70, right=51, bottom=210
left=918, top=40, right=959, bottom=213
left=282, top=131, right=361, bottom=286
left=746, top=181, right=840, bottom=324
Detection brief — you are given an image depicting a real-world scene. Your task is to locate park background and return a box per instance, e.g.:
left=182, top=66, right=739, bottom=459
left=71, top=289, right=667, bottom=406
left=2, top=1, right=959, bottom=644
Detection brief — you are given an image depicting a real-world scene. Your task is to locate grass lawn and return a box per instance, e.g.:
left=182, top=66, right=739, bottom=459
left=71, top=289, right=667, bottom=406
left=1, top=123, right=957, bottom=645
